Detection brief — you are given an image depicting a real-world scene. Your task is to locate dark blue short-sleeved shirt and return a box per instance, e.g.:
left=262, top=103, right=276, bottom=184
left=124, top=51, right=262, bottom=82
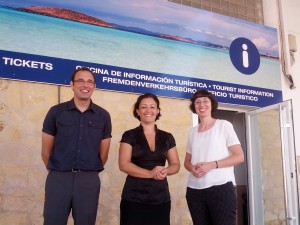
left=42, top=99, right=112, bottom=172
left=120, top=125, right=176, bottom=204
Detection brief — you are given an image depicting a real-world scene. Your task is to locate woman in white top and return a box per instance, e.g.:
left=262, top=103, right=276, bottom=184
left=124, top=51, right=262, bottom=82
left=184, top=90, right=244, bottom=225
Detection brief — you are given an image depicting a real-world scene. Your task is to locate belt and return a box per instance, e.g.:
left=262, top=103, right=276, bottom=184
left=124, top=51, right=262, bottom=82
left=50, top=169, right=99, bottom=172
left=63, top=169, right=98, bottom=173
left=69, top=169, right=97, bottom=172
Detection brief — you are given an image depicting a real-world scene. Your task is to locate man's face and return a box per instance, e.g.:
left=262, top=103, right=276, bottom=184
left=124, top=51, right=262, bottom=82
left=70, top=70, right=96, bottom=101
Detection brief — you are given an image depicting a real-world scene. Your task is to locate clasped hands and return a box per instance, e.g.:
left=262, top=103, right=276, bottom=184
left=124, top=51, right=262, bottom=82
left=191, top=162, right=212, bottom=178
left=151, top=166, right=167, bottom=180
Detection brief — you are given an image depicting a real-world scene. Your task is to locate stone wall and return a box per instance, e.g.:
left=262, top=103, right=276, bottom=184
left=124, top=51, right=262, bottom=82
left=0, top=79, right=192, bottom=225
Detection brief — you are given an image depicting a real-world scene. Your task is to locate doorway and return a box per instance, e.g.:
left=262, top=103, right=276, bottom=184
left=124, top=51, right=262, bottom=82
left=245, top=100, right=299, bottom=225
left=213, top=100, right=299, bottom=225
left=214, top=109, right=248, bottom=225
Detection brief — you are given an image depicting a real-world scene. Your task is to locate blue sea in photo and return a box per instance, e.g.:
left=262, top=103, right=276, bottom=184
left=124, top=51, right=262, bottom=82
left=0, top=7, right=281, bottom=90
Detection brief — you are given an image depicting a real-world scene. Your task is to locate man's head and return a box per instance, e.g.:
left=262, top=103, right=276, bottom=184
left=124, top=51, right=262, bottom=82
left=70, top=67, right=96, bottom=101
left=70, top=67, right=96, bottom=83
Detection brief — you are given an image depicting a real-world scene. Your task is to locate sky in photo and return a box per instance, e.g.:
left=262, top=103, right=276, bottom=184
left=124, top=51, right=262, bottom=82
left=0, top=0, right=279, bottom=57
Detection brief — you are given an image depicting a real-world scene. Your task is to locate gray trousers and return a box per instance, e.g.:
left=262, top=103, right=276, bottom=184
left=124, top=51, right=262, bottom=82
left=43, top=170, right=100, bottom=225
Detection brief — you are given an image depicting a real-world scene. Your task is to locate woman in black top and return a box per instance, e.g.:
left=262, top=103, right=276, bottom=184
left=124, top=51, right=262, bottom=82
left=119, top=93, right=180, bottom=225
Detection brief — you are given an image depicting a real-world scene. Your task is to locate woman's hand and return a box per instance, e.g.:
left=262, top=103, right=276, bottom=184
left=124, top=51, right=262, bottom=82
left=192, top=162, right=216, bottom=178
left=151, top=166, right=167, bottom=180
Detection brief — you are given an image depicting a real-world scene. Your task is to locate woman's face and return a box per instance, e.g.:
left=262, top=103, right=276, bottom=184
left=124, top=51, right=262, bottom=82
left=194, top=97, right=212, bottom=117
left=136, top=97, right=159, bottom=123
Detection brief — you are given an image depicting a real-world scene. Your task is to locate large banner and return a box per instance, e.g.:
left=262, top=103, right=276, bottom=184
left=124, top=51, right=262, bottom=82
left=0, top=0, right=282, bottom=107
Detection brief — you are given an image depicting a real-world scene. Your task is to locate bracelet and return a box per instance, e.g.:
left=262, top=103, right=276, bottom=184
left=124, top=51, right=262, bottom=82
left=215, top=161, right=218, bottom=168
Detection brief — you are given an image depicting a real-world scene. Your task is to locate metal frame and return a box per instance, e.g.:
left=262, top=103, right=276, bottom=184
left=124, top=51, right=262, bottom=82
left=246, top=100, right=299, bottom=225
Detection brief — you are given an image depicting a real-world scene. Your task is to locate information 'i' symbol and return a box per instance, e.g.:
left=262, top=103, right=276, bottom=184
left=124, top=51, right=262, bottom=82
left=230, top=37, right=260, bottom=75
left=242, top=44, right=249, bottom=68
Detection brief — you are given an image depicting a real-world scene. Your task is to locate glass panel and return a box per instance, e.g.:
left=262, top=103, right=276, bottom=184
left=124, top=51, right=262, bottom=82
left=258, top=109, right=287, bottom=224
left=221, top=0, right=230, bottom=10
left=169, top=0, right=264, bottom=24
left=230, top=2, right=238, bottom=12
left=247, top=106, right=287, bottom=225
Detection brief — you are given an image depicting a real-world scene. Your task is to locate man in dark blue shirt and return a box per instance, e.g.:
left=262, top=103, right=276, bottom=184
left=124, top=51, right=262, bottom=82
left=41, top=67, right=112, bottom=225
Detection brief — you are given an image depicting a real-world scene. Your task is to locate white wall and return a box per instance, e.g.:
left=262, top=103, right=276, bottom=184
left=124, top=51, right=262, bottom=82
left=280, top=1, right=300, bottom=156
left=264, top=0, right=300, bottom=155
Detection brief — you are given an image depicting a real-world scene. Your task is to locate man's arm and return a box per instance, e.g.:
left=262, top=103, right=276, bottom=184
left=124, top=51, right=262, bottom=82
left=41, top=132, right=55, bottom=167
left=99, top=138, right=111, bottom=165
